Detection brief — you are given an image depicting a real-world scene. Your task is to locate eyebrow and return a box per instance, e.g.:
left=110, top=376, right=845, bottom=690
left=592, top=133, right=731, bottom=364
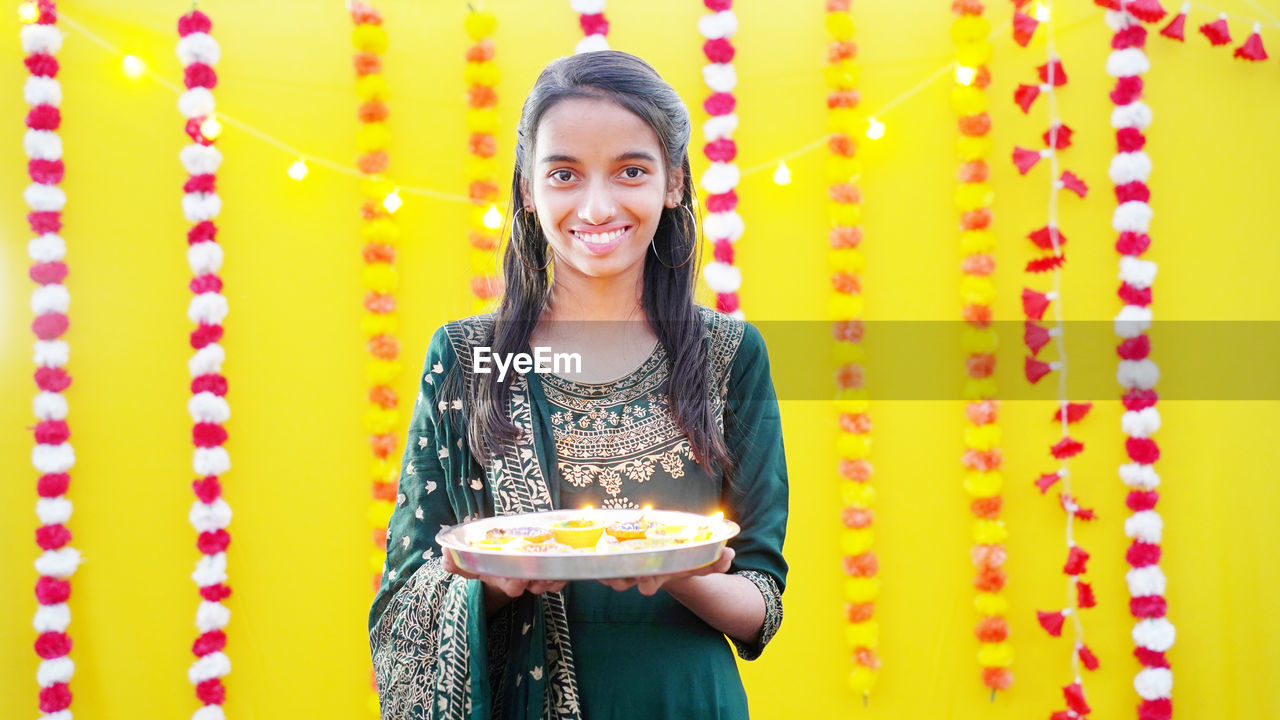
left=539, top=151, right=659, bottom=165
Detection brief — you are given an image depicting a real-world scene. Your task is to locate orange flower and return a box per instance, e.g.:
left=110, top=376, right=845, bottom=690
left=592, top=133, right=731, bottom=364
left=364, top=292, right=396, bottom=314
left=971, top=543, right=1007, bottom=569
left=465, top=39, right=495, bottom=63
left=952, top=0, right=985, bottom=15
left=836, top=363, right=864, bottom=390
left=828, top=133, right=856, bottom=157
left=370, top=433, right=396, bottom=458
left=468, top=230, right=499, bottom=251
left=368, top=334, right=401, bottom=360
left=983, top=667, right=1013, bottom=691
left=962, top=253, right=995, bottom=275
left=467, top=85, right=498, bottom=108
left=368, top=384, right=398, bottom=408
left=973, top=66, right=991, bottom=89
left=845, top=602, right=875, bottom=623
left=829, top=226, right=862, bottom=249
left=829, top=183, right=861, bottom=204
left=827, top=40, right=857, bottom=63
left=843, top=552, right=879, bottom=577
left=353, top=52, right=382, bottom=76
left=362, top=242, right=396, bottom=264
left=372, top=527, right=388, bottom=547
left=831, top=271, right=861, bottom=295
left=962, top=303, right=992, bottom=327
left=358, top=151, right=389, bottom=174
left=839, top=458, right=873, bottom=482
left=853, top=647, right=881, bottom=670
left=965, top=400, right=998, bottom=425
left=958, top=112, right=991, bottom=137
left=842, top=507, right=874, bottom=528
left=974, top=566, right=1006, bottom=592
left=360, top=200, right=388, bottom=221
left=971, top=496, right=1003, bottom=519
left=960, top=208, right=992, bottom=230
left=826, top=89, right=860, bottom=108
left=358, top=100, right=389, bottom=123
left=468, top=133, right=496, bottom=158
left=371, top=481, right=397, bottom=502
left=957, top=159, right=989, bottom=183
left=839, top=412, right=872, bottom=434
left=975, top=617, right=1009, bottom=643
left=966, top=353, right=995, bottom=378
left=826, top=0, right=851, bottom=11
left=469, top=179, right=499, bottom=202
left=351, top=3, right=382, bottom=25
left=832, top=318, right=864, bottom=342
left=470, top=275, right=502, bottom=300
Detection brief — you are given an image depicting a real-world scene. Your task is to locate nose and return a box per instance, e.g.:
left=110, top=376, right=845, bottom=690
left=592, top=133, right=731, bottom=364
left=577, top=177, right=617, bottom=225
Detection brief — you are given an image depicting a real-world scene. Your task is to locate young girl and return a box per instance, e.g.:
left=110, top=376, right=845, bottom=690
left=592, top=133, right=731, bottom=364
left=370, top=51, right=788, bottom=720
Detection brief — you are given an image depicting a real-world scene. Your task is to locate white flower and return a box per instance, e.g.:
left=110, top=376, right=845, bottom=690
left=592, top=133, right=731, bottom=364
left=1108, top=151, right=1151, bottom=184
left=1106, top=48, right=1150, bottom=77
left=24, top=129, right=62, bottom=161
left=180, top=144, right=223, bottom=175
left=1120, top=462, right=1160, bottom=489
left=28, top=233, right=66, bottom=263
left=569, top=0, right=605, bottom=12
left=729, top=309, right=745, bottom=320
left=1104, top=9, right=1139, bottom=31
left=177, top=33, right=221, bottom=65
left=1132, top=618, right=1175, bottom=652
left=1125, top=510, right=1163, bottom=543
left=698, top=10, right=738, bottom=39
left=196, top=601, right=231, bottom=632
left=33, top=603, right=71, bottom=633
left=188, top=650, right=231, bottom=683
left=189, top=342, right=226, bottom=376
left=179, top=87, right=216, bottom=119
left=702, top=261, right=742, bottom=293
left=36, top=497, right=72, bottom=525
left=31, top=284, right=70, bottom=315
left=1117, top=359, right=1160, bottom=390
left=193, top=704, right=227, bottom=720
left=193, top=552, right=228, bottom=586
left=703, top=113, right=738, bottom=141
left=1119, top=256, right=1157, bottom=289
left=194, top=447, right=231, bottom=476
left=34, top=340, right=69, bottom=368
left=1122, top=407, right=1161, bottom=438
left=25, top=76, right=61, bottom=108
left=24, top=183, right=66, bottom=212
left=1126, top=565, right=1166, bottom=597
left=36, top=657, right=74, bottom=687
left=189, top=392, right=231, bottom=423
left=34, top=391, right=68, bottom=421
left=188, top=241, right=224, bottom=275
left=188, top=292, right=229, bottom=325
left=1114, top=201, right=1153, bottom=233
left=1114, top=305, right=1153, bottom=338
left=20, top=23, right=62, bottom=54
left=702, top=63, right=737, bottom=93
left=700, top=162, right=740, bottom=195
left=35, top=547, right=82, bottom=578
left=703, top=211, right=744, bottom=243
left=189, top=498, right=233, bottom=532
left=33, top=443, right=75, bottom=474
left=1111, top=101, right=1152, bottom=130
left=183, top=192, right=222, bottom=222
left=1135, top=667, right=1173, bottom=700
left=574, top=34, right=610, bottom=54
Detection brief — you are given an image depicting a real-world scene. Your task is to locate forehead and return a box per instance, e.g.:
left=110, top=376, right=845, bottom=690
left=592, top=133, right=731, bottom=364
left=535, top=97, right=663, bottom=161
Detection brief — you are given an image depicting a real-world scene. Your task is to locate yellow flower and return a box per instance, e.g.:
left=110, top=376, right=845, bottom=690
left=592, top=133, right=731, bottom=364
left=352, top=24, right=388, bottom=54
left=463, top=61, right=500, bottom=88
left=841, top=482, right=876, bottom=509
left=827, top=248, right=866, bottom=274
left=835, top=387, right=869, bottom=403
left=362, top=311, right=399, bottom=337
left=960, top=275, right=996, bottom=305
left=464, top=10, right=497, bottom=41
left=355, top=74, right=390, bottom=102
left=950, top=85, right=987, bottom=115
left=361, top=218, right=401, bottom=244
left=844, top=578, right=881, bottom=603
left=954, top=183, right=994, bottom=211
left=466, top=108, right=500, bottom=134
left=977, top=642, right=1014, bottom=668
left=356, top=122, right=390, bottom=153
left=829, top=294, right=865, bottom=321
left=825, top=11, right=856, bottom=40
left=838, top=432, right=872, bottom=460
left=831, top=341, right=866, bottom=365
left=469, top=250, right=496, bottom=275
left=950, top=15, right=991, bottom=43
left=366, top=359, right=402, bottom=386
left=826, top=108, right=861, bottom=135
left=848, top=666, right=878, bottom=695
left=361, top=176, right=395, bottom=202
left=973, top=519, right=1008, bottom=545
left=961, top=326, right=998, bottom=354
left=824, top=154, right=862, bottom=183
left=364, top=406, right=399, bottom=434
left=844, top=620, right=879, bottom=648
left=957, top=41, right=993, bottom=67
left=963, top=423, right=1001, bottom=451
left=963, top=470, right=1003, bottom=498
left=963, top=379, right=998, bottom=401
left=836, top=399, right=870, bottom=415
left=362, top=262, right=398, bottom=293
left=974, top=592, right=1008, bottom=616
left=960, top=230, right=995, bottom=254
left=828, top=202, right=863, bottom=228
left=825, top=60, right=860, bottom=90
left=957, top=135, right=993, bottom=161
left=370, top=457, right=396, bottom=483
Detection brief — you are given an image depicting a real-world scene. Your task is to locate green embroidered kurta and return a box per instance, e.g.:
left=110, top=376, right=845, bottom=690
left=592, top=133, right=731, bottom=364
left=370, top=308, right=788, bottom=720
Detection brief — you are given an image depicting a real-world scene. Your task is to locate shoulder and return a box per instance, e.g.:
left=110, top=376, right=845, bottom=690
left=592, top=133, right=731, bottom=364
left=423, top=313, right=495, bottom=369
left=696, top=306, right=770, bottom=392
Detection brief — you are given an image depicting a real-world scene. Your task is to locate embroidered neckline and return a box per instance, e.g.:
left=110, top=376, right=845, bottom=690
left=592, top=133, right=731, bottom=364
left=539, top=341, right=666, bottom=397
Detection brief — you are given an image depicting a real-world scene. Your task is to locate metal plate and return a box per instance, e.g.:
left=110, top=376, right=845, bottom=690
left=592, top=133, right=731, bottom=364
left=436, top=509, right=740, bottom=581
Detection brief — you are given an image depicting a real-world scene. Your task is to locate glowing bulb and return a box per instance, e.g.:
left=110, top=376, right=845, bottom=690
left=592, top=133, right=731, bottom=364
left=482, top=205, right=503, bottom=229
left=711, top=511, right=724, bottom=521
left=955, top=66, right=977, bottom=86
left=199, top=116, right=222, bottom=140
left=122, top=54, right=146, bottom=79
left=287, top=159, right=309, bottom=181
left=1033, top=2, right=1050, bottom=22
left=772, top=161, right=792, bottom=186
left=865, top=117, right=885, bottom=140
left=382, top=189, right=403, bottom=214
left=18, top=1, right=38, bottom=23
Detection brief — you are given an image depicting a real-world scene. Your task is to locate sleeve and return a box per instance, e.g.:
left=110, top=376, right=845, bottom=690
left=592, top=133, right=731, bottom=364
left=369, top=326, right=492, bottom=719
left=721, top=321, right=789, bottom=661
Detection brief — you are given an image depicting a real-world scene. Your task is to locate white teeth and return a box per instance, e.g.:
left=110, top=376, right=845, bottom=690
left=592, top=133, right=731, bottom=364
left=576, top=227, right=626, bottom=244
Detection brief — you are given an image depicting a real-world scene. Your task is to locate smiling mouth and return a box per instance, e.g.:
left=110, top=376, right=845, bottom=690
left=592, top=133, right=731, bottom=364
left=572, top=226, right=632, bottom=251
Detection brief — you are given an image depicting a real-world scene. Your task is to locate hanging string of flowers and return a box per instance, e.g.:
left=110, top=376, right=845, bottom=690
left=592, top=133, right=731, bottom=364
left=1015, top=3, right=1101, bottom=718
left=570, top=0, right=610, bottom=53
left=950, top=0, right=1013, bottom=696
left=463, top=6, right=502, bottom=314
left=822, top=0, right=877, bottom=701
left=178, top=9, right=233, bottom=720
left=1098, top=4, right=1175, bottom=720
left=350, top=3, right=402, bottom=714
left=698, top=0, right=743, bottom=320
left=23, top=3, right=81, bottom=718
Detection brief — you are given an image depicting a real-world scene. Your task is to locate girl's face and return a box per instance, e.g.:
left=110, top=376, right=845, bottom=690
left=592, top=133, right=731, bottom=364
left=525, top=97, right=683, bottom=285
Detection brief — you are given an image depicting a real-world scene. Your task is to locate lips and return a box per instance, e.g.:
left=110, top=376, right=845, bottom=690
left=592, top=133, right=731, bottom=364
left=571, top=225, right=632, bottom=255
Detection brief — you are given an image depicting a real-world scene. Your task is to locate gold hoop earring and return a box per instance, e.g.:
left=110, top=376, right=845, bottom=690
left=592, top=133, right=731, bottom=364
left=514, top=207, right=552, bottom=272
left=651, top=204, right=698, bottom=269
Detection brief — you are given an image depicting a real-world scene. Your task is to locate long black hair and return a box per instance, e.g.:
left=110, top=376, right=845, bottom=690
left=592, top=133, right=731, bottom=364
left=464, top=50, right=734, bottom=482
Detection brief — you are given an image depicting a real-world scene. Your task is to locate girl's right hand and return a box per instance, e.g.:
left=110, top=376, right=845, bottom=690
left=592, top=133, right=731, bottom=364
left=441, top=548, right=566, bottom=601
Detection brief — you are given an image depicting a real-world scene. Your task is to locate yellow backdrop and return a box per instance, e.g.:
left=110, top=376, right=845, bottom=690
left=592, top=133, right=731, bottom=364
left=3, top=1, right=1279, bottom=717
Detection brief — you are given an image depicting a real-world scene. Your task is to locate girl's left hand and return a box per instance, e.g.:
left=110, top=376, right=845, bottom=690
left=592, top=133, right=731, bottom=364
left=597, top=546, right=735, bottom=596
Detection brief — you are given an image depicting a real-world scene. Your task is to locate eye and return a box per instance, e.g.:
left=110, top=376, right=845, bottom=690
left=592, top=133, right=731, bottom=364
left=622, top=167, right=647, bottom=180
left=550, top=169, right=575, bottom=183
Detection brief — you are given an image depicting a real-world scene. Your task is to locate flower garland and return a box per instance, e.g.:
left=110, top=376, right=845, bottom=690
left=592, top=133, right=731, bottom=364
left=1112, top=0, right=1271, bottom=61
left=1099, top=5, right=1175, bottom=720
left=950, top=0, right=1013, bottom=696
left=570, top=0, right=610, bottom=53
left=698, top=0, right=743, bottom=320
left=1015, top=3, right=1102, bottom=718
left=177, top=10, right=233, bottom=720
left=24, top=3, right=81, bottom=718
left=464, top=7, right=502, bottom=314
left=823, top=0, right=877, bottom=700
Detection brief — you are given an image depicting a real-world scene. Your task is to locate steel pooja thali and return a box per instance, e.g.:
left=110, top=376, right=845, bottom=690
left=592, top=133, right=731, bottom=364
left=436, top=508, right=740, bottom=581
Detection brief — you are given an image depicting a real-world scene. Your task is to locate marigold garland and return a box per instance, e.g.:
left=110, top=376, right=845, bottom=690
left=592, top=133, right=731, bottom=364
left=1099, top=6, right=1174, bottom=720
left=352, top=4, right=402, bottom=715
left=823, top=0, right=878, bottom=700
left=570, top=0, right=610, bottom=53
left=464, top=7, right=502, bottom=313
left=698, top=0, right=744, bottom=319
left=1015, top=3, right=1103, bottom=717
left=177, top=9, right=233, bottom=720
left=24, top=3, right=82, bottom=717
left=950, top=0, right=1013, bottom=695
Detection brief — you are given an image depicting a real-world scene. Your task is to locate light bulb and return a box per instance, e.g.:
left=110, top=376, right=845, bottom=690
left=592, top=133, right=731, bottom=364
left=955, top=66, right=977, bottom=86
left=482, top=205, right=502, bottom=229
left=382, top=189, right=403, bottom=214
left=865, top=117, right=885, bottom=140
left=18, top=1, right=38, bottom=23
left=199, top=116, right=222, bottom=140
left=287, top=159, right=309, bottom=181
left=122, top=54, right=146, bottom=79
left=1033, top=2, right=1050, bottom=22
left=772, top=161, right=792, bottom=186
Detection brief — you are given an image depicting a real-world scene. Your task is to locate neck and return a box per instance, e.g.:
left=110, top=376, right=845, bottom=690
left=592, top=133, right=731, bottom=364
left=544, top=266, right=646, bottom=324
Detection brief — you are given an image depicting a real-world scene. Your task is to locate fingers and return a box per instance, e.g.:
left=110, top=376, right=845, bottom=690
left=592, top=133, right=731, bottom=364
left=528, top=580, right=567, bottom=594
left=442, top=551, right=479, bottom=580
left=480, top=575, right=527, bottom=598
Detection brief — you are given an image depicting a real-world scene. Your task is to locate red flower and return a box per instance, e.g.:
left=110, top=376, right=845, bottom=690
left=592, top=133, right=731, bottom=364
left=193, top=629, right=227, bottom=656
left=1122, top=388, right=1159, bottom=411
left=36, top=523, right=72, bottom=550
left=1127, top=540, right=1162, bottom=567
left=197, top=529, right=232, bottom=554
left=704, top=92, right=736, bottom=116
left=1052, top=402, right=1092, bottom=423
left=34, top=367, right=70, bottom=392
left=1199, top=16, right=1232, bottom=46
left=24, top=52, right=59, bottom=77
left=1051, top=437, right=1084, bottom=459
left=200, top=583, right=232, bottom=602
left=35, top=631, right=72, bottom=658
left=28, top=158, right=64, bottom=184
left=34, top=420, right=69, bottom=445
left=33, top=313, right=69, bottom=340
left=39, top=683, right=72, bottom=713
left=38, top=473, right=70, bottom=497
left=703, top=38, right=735, bottom=63
left=1131, top=594, right=1168, bottom=619
left=184, top=63, right=218, bottom=90
left=704, top=138, right=737, bottom=162
left=578, top=13, right=609, bottom=37
left=1063, top=544, right=1090, bottom=575
left=1126, top=437, right=1161, bottom=464
left=197, top=678, right=226, bottom=704
left=1078, top=643, right=1100, bottom=671
left=1038, top=58, right=1067, bottom=86
left=192, top=373, right=228, bottom=396
left=1036, top=609, right=1066, bottom=636
left=178, top=10, right=212, bottom=36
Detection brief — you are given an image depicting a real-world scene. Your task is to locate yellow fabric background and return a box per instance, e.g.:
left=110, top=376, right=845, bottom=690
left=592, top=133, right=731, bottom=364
left=3, top=1, right=1278, bottom=717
